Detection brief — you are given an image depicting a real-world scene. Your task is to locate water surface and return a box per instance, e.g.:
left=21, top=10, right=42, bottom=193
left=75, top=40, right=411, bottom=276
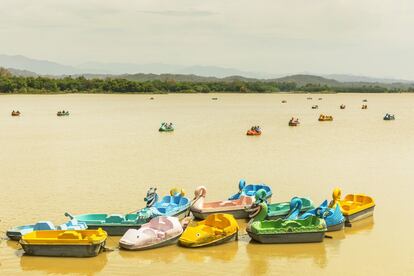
left=0, top=93, right=413, bottom=275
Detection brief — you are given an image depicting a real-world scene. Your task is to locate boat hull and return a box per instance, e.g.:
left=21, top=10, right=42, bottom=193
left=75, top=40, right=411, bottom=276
left=191, top=209, right=248, bottom=220
left=179, top=231, right=237, bottom=248
left=20, top=242, right=105, bottom=257
left=120, top=233, right=181, bottom=251
left=327, top=221, right=345, bottom=232
left=345, top=206, right=375, bottom=223
left=7, top=231, right=24, bottom=241
left=247, top=230, right=325, bottom=244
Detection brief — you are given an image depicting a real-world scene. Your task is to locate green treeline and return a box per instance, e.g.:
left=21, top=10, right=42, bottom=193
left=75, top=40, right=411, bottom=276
left=0, top=70, right=413, bottom=94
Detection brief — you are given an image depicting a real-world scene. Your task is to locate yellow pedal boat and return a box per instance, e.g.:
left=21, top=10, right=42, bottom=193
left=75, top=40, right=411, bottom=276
left=20, top=228, right=107, bottom=257
left=179, top=214, right=239, bottom=248
left=329, top=188, right=375, bottom=223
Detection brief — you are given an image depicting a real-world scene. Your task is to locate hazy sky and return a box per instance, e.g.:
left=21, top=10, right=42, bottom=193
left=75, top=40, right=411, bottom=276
left=1, top=0, right=413, bottom=78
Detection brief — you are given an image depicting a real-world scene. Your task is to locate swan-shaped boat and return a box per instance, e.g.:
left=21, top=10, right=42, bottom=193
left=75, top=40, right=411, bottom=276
left=6, top=218, right=87, bottom=241
left=119, top=216, right=184, bottom=250
left=253, top=190, right=314, bottom=219
left=318, top=114, right=333, bottom=121
left=246, top=195, right=326, bottom=243
left=190, top=186, right=254, bottom=219
left=11, top=110, right=21, bottom=116
left=20, top=228, right=107, bottom=257
left=179, top=213, right=239, bottom=247
left=300, top=200, right=345, bottom=231
left=71, top=188, right=190, bottom=235
left=329, top=188, right=375, bottom=223
left=228, top=179, right=272, bottom=201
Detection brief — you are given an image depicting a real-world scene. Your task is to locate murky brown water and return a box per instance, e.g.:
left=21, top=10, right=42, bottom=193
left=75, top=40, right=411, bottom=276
left=0, top=93, right=413, bottom=275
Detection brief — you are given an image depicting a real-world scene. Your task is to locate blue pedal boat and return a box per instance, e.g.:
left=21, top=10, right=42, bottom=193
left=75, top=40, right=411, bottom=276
left=228, top=179, right=272, bottom=201
left=71, top=188, right=191, bottom=236
left=6, top=219, right=87, bottom=241
left=300, top=200, right=345, bottom=231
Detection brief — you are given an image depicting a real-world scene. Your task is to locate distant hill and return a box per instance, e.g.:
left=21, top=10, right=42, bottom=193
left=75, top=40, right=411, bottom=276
left=7, top=67, right=37, bottom=77
left=323, top=74, right=412, bottom=84
left=270, top=74, right=340, bottom=86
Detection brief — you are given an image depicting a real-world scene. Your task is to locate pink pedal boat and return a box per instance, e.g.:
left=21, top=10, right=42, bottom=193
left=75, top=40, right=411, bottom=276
left=190, top=186, right=254, bottom=219
left=119, top=216, right=184, bottom=250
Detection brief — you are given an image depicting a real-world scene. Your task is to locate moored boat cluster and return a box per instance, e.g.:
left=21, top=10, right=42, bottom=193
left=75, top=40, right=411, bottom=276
left=6, top=180, right=375, bottom=257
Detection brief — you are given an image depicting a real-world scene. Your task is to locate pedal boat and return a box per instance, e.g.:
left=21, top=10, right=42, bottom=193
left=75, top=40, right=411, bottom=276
left=11, top=111, right=21, bottom=116
left=246, top=129, right=261, bottom=136
left=246, top=196, right=326, bottom=243
left=311, top=105, right=318, bottom=109
left=6, top=219, right=87, bottom=241
left=383, top=113, right=395, bottom=120
left=179, top=213, right=238, bottom=248
left=254, top=190, right=313, bottom=219
left=288, top=118, right=300, bottom=126
left=159, top=123, right=174, bottom=132
left=300, top=200, right=345, bottom=231
left=119, top=216, right=183, bottom=250
left=71, top=188, right=190, bottom=235
left=228, top=179, right=272, bottom=201
left=361, top=104, right=368, bottom=109
left=340, top=105, right=346, bottom=109
left=20, top=228, right=107, bottom=257
left=329, top=188, right=375, bottom=223
left=190, top=186, right=254, bottom=219
left=318, top=114, right=333, bottom=121
left=57, top=111, right=70, bottom=116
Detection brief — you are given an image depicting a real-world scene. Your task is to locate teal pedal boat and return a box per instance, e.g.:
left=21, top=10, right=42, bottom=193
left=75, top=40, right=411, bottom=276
left=253, top=190, right=313, bottom=219
left=246, top=192, right=327, bottom=243
left=159, top=123, right=174, bottom=132
left=228, top=179, right=272, bottom=201
left=70, top=188, right=190, bottom=236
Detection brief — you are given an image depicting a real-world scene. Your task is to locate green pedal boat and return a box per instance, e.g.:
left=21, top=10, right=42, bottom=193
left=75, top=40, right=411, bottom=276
left=246, top=190, right=327, bottom=244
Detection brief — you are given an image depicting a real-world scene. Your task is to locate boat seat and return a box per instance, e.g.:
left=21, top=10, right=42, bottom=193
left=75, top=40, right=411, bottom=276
left=205, top=214, right=231, bottom=229
left=105, top=215, right=125, bottom=223
left=33, top=221, right=55, bottom=231
left=58, top=231, right=82, bottom=240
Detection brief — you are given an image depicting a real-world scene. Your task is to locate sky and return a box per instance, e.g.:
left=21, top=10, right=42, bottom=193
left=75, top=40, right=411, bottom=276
left=0, top=0, right=413, bottom=79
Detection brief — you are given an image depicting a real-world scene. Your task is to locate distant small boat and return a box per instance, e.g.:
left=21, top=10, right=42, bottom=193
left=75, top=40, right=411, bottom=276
left=159, top=123, right=174, bottom=132
left=329, top=188, right=375, bottom=223
left=246, top=127, right=262, bottom=136
left=318, top=98, right=323, bottom=100
left=57, top=111, right=70, bottom=116
left=307, top=97, right=313, bottom=100
left=20, top=229, right=107, bottom=257
left=318, top=114, right=333, bottom=121
left=281, top=100, right=287, bottom=103
left=383, top=113, right=395, bottom=120
left=363, top=99, right=368, bottom=102
left=119, top=216, right=184, bottom=250
left=311, top=105, right=318, bottom=109
left=179, top=214, right=239, bottom=247
left=150, top=97, right=154, bottom=100
left=211, top=97, right=218, bottom=100
left=289, top=118, right=300, bottom=126
left=11, top=110, right=21, bottom=116
left=361, top=105, right=368, bottom=109
left=340, top=104, right=346, bottom=109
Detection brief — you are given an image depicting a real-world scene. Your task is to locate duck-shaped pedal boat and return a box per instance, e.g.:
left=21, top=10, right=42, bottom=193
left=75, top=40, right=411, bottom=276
left=300, top=200, right=345, bottom=231
left=228, top=179, right=272, bottom=201
left=329, top=188, right=375, bottom=223
left=246, top=197, right=326, bottom=244
left=71, top=188, right=190, bottom=235
left=318, top=114, right=333, bottom=121
left=119, top=216, right=184, bottom=250
left=246, top=128, right=262, bottom=136
left=179, top=213, right=238, bottom=247
left=190, top=186, right=254, bottom=219
left=20, top=228, right=107, bottom=257
left=6, top=218, right=87, bottom=241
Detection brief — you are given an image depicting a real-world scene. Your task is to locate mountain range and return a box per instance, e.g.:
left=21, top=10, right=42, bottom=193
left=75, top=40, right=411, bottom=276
left=1, top=54, right=413, bottom=86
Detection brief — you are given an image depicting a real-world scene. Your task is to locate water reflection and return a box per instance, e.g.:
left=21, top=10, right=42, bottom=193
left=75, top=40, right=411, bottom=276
left=245, top=241, right=327, bottom=275
left=119, top=244, right=180, bottom=264
left=179, top=241, right=239, bottom=263
left=344, top=216, right=374, bottom=235
left=20, top=253, right=108, bottom=275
